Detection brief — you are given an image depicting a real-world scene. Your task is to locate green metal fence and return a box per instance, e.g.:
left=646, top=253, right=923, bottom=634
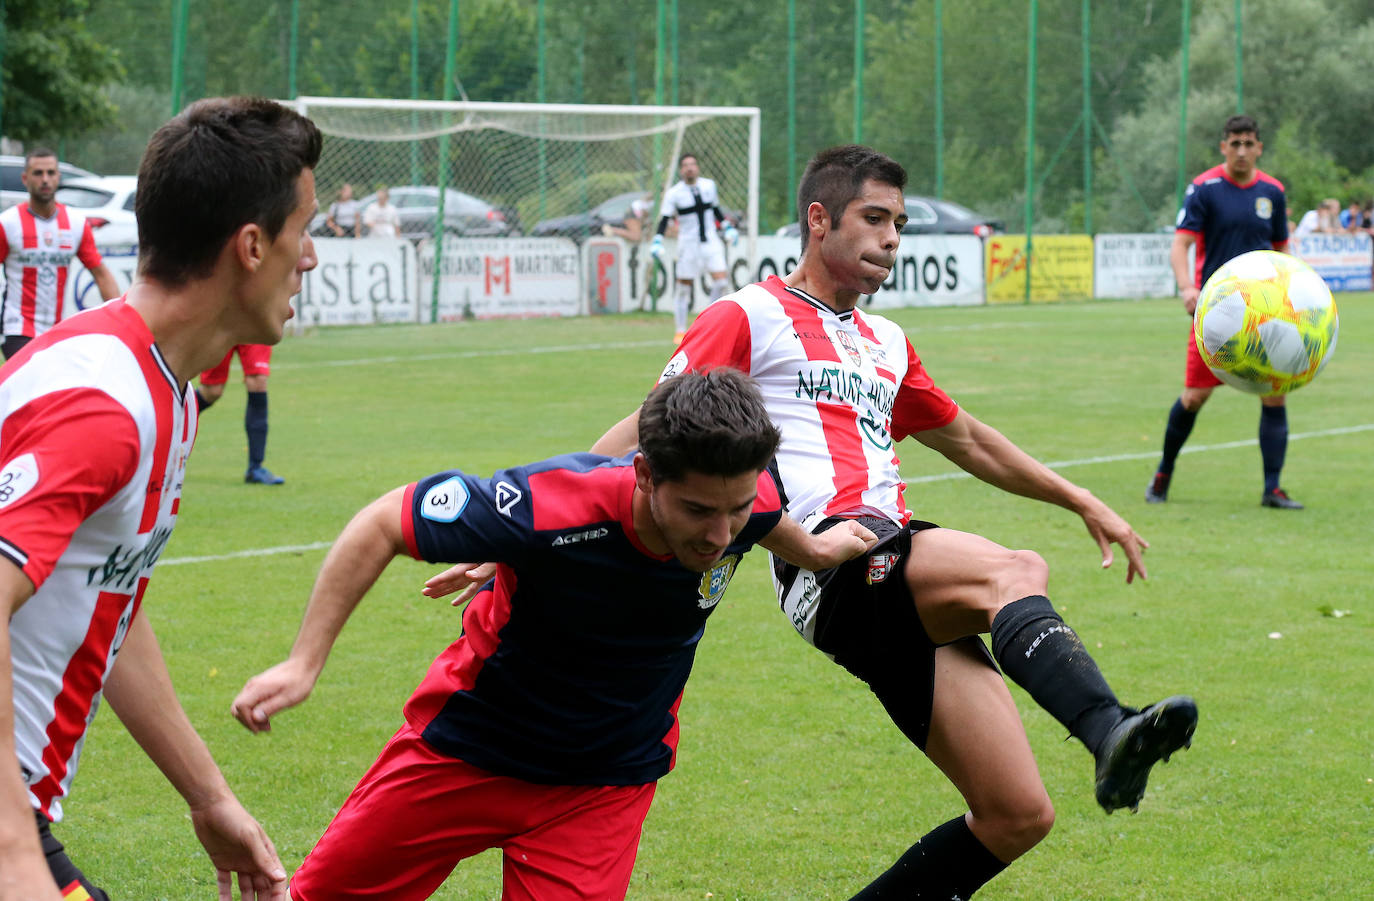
left=7, top=1, right=1372, bottom=244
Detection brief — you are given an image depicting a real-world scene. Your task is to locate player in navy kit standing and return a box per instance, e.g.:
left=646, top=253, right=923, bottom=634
left=1147, top=114, right=1300, bottom=508
left=231, top=369, right=876, bottom=901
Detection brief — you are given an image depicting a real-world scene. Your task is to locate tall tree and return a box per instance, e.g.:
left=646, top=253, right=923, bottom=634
left=2, top=0, right=122, bottom=142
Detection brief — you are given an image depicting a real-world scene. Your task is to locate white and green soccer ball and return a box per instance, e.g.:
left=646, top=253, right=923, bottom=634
left=1193, top=250, right=1339, bottom=396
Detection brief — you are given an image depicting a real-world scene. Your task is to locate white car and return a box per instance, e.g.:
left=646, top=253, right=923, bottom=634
left=54, top=175, right=139, bottom=248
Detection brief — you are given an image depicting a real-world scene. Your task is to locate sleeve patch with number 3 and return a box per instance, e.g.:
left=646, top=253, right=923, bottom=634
left=421, top=476, right=469, bottom=523
left=0, top=454, right=39, bottom=509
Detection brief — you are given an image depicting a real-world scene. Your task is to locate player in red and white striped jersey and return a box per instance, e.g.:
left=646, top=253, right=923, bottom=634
left=0, top=98, right=321, bottom=901
left=0, top=149, right=121, bottom=360
left=596, top=146, right=1198, bottom=899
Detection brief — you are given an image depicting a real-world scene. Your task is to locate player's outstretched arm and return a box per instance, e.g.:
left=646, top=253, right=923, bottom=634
left=760, top=514, right=878, bottom=572
left=591, top=407, right=642, bottom=457
left=915, top=409, right=1149, bottom=582
left=231, top=488, right=409, bottom=733
left=0, top=563, right=66, bottom=901
left=103, top=612, right=287, bottom=900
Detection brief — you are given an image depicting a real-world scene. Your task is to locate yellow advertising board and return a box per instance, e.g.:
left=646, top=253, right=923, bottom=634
left=985, top=235, right=1094, bottom=303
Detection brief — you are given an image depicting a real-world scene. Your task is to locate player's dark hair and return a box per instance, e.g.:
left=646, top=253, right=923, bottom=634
left=679, top=152, right=697, bottom=166
left=639, top=368, right=780, bottom=484
left=136, top=96, right=322, bottom=285
left=1223, top=115, right=1260, bottom=140
left=23, top=148, right=58, bottom=167
left=797, top=144, right=907, bottom=252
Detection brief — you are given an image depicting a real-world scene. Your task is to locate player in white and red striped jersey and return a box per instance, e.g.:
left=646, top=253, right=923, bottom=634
left=0, top=98, right=321, bottom=901
left=0, top=149, right=121, bottom=360
left=596, top=145, right=1198, bottom=900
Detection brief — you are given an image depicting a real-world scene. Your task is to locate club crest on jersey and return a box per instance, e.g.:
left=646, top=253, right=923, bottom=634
left=697, top=554, right=740, bottom=609
left=1255, top=197, right=1273, bottom=220
left=421, top=477, right=469, bottom=523
left=0, top=453, right=39, bottom=509
left=495, top=481, right=522, bottom=517
left=866, top=552, right=900, bottom=585
left=836, top=330, right=863, bottom=366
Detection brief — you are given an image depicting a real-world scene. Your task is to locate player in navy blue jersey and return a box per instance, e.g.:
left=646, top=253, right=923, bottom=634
left=1148, top=114, right=1302, bottom=509
left=230, top=369, right=876, bottom=901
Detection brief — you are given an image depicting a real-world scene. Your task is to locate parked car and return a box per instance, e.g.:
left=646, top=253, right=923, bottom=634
left=1, top=155, right=98, bottom=211
left=774, top=194, right=1003, bottom=238
left=54, top=175, right=140, bottom=247
left=311, top=186, right=518, bottom=239
left=530, top=190, right=648, bottom=238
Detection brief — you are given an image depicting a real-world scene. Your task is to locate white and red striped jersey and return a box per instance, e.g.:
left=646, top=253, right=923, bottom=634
left=0, top=300, right=196, bottom=822
left=0, top=202, right=104, bottom=338
left=658, top=276, right=958, bottom=529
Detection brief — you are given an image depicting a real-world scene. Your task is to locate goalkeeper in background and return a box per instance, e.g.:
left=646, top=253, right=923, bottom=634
left=650, top=152, right=738, bottom=344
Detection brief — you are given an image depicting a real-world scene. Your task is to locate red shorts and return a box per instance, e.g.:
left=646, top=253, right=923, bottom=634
left=1183, top=326, right=1221, bottom=388
left=289, top=724, right=658, bottom=901
left=199, top=344, right=272, bottom=385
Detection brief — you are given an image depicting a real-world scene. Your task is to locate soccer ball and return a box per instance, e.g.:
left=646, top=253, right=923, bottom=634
left=1193, top=250, right=1338, bottom=396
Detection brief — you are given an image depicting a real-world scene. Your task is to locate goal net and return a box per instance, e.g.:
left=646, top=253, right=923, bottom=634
left=293, top=97, right=760, bottom=320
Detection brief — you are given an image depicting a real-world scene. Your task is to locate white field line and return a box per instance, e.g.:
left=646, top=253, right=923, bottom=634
left=907, top=423, right=1374, bottom=483
left=162, top=423, right=1373, bottom=567
left=274, top=321, right=1044, bottom=371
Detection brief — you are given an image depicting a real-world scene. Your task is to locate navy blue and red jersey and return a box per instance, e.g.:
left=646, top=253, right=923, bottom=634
left=1177, top=164, right=1288, bottom=288
left=397, top=452, right=782, bottom=786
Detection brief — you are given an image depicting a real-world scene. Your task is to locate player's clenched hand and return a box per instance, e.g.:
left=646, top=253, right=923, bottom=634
left=808, top=521, right=880, bottom=570
left=189, top=795, right=288, bottom=901
left=1079, top=500, right=1149, bottom=584
left=422, top=562, right=497, bottom=606
left=230, top=658, right=318, bottom=733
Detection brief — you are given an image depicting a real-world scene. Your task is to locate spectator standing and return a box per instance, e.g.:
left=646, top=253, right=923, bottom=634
left=363, top=187, right=400, bottom=239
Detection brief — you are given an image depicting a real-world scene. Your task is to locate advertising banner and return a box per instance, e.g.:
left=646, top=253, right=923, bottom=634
left=986, top=235, right=1094, bottom=303
left=423, top=236, right=581, bottom=319
left=1093, top=233, right=1175, bottom=299
left=296, top=238, right=420, bottom=325
left=1291, top=232, right=1372, bottom=292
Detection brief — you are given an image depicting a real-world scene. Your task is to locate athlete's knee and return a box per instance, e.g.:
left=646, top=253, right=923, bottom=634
left=1180, top=387, right=1212, bottom=410
left=199, top=381, right=226, bottom=403
left=971, top=793, right=1055, bottom=861
left=995, top=548, right=1049, bottom=604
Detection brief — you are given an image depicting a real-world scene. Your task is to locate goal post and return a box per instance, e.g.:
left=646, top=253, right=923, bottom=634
left=294, top=97, right=760, bottom=322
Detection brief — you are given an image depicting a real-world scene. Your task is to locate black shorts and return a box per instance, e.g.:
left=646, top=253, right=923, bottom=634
left=774, top=515, right=996, bottom=751
left=3, top=334, right=32, bottom=360
left=36, top=811, right=111, bottom=900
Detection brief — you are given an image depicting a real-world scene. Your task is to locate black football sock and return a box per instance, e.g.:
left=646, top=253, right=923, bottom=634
left=245, top=390, right=269, bottom=468
left=194, top=388, right=215, bottom=412
left=1258, top=405, right=1287, bottom=493
left=1157, top=398, right=1197, bottom=476
left=991, top=595, right=1122, bottom=757
left=847, top=815, right=1007, bottom=900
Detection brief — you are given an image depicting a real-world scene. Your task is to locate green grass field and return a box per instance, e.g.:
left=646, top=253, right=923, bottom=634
left=70, top=295, right=1372, bottom=899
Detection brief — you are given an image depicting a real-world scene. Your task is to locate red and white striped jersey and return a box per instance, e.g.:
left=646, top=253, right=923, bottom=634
left=0, top=300, right=196, bottom=822
left=0, top=202, right=104, bottom=338
left=659, top=276, right=958, bottom=529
